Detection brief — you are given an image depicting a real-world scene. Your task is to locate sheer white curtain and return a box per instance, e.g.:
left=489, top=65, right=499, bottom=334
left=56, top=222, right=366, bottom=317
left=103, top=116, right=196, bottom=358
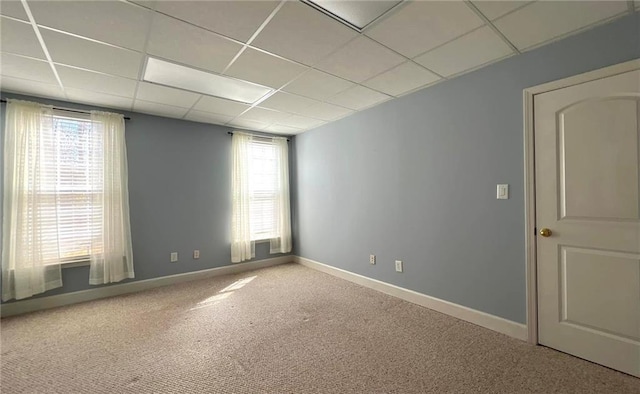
left=231, top=132, right=255, bottom=262
left=2, top=100, right=63, bottom=301
left=269, top=137, right=292, bottom=254
left=231, top=132, right=291, bottom=263
left=88, top=111, right=134, bottom=285
left=2, top=101, right=134, bottom=301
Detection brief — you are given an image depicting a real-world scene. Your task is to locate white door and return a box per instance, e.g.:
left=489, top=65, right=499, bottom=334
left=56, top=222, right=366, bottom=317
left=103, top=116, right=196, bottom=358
left=535, top=68, right=640, bottom=377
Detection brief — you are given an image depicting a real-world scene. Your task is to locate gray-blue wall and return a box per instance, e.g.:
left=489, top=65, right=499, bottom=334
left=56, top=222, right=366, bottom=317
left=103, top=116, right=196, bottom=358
left=293, top=13, right=640, bottom=324
left=0, top=94, right=294, bottom=301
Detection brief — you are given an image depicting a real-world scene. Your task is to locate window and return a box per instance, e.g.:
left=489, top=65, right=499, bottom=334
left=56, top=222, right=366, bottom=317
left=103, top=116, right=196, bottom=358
left=40, top=112, right=103, bottom=264
left=2, top=99, right=134, bottom=301
left=249, top=138, right=281, bottom=241
left=231, top=132, right=292, bottom=263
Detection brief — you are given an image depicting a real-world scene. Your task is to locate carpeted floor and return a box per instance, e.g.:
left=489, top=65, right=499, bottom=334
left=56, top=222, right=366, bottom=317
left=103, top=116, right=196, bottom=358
left=1, top=263, right=638, bottom=393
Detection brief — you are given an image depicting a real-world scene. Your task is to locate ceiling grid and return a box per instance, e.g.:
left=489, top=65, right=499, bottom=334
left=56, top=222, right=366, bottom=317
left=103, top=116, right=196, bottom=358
left=19, top=0, right=65, bottom=95
left=130, top=0, right=156, bottom=113
left=463, top=0, right=521, bottom=54
left=0, top=0, right=633, bottom=134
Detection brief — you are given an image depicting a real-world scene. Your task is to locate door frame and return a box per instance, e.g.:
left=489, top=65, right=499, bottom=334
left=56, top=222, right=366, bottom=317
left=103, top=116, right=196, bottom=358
left=522, top=58, right=640, bottom=345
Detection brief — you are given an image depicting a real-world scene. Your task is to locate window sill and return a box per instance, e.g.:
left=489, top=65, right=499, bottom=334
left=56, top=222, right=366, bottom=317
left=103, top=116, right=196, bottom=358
left=62, top=261, right=90, bottom=269
left=47, top=256, right=91, bottom=269
left=44, top=260, right=89, bottom=269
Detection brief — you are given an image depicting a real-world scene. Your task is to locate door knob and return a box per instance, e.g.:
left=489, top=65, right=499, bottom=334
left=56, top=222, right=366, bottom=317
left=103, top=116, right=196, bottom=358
left=539, top=228, right=552, bottom=237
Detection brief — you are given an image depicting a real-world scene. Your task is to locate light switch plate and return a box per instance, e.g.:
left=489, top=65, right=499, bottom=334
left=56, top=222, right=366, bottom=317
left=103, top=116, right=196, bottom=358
left=170, top=252, right=178, bottom=263
left=497, top=184, right=509, bottom=199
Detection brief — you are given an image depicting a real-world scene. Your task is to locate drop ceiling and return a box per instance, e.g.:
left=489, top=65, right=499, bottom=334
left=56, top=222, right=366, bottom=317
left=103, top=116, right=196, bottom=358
left=0, top=0, right=635, bottom=135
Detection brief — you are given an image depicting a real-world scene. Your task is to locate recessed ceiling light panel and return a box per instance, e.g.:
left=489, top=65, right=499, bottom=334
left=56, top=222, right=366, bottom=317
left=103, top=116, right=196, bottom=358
left=143, top=57, right=273, bottom=104
left=302, top=0, right=402, bottom=31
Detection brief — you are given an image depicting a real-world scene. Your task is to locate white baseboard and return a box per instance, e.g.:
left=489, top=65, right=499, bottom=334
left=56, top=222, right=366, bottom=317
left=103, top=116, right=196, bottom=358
left=2, top=254, right=529, bottom=342
left=295, top=256, right=528, bottom=342
left=1, top=256, right=293, bottom=318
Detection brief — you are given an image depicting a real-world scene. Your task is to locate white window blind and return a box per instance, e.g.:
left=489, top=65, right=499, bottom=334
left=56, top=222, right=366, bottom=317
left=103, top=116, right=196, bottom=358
left=37, top=112, right=103, bottom=265
left=249, top=138, right=280, bottom=241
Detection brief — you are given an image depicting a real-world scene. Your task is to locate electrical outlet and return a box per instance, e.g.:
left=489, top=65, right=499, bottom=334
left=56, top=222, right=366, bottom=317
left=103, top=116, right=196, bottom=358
left=193, top=250, right=200, bottom=259
left=170, top=252, right=178, bottom=263
left=497, top=184, right=509, bottom=199
left=395, top=260, right=403, bottom=273
left=369, top=254, right=376, bottom=265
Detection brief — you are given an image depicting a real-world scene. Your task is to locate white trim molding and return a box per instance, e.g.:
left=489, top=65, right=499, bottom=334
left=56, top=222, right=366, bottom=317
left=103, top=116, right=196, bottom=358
left=524, top=58, right=640, bottom=97
left=295, top=256, right=528, bottom=341
left=1, top=255, right=294, bottom=318
left=522, top=58, right=640, bottom=345
left=523, top=88, right=538, bottom=345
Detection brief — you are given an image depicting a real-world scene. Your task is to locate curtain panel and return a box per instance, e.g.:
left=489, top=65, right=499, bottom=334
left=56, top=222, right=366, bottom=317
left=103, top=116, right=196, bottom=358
left=231, top=132, right=255, bottom=262
left=2, top=100, right=63, bottom=301
left=88, top=111, right=134, bottom=285
left=269, top=137, right=292, bottom=255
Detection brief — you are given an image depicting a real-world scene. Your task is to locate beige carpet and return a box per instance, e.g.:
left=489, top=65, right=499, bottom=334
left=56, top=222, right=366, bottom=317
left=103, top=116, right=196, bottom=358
left=1, top=263, right=638, bottom=393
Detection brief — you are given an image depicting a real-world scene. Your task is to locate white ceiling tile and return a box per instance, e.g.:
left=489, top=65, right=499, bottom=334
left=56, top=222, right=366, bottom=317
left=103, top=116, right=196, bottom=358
left=277, top=114, right=325, bottom=129
left=192, top=95, right=250, bottom=117
left=135, top=82, right=200, bottom=108
left=154, top=1, right=279, bottom=42
left=57, top=66, right=137, bottom=98
left=133, top=100, right=189, bottom=119
left=326, top=85, right=391, bottom=111
left=185, top=110, right=234, bottom=125
left=65, top=89, right=133, bottom=111
left=42, top=29, right=142, bottom=78
left=239, top=107, right=290, bottom=124
left=252, top=1, right=359, bottom=66
left=471, top=1, right=532, bottom=20
left=227, top=118, right=269, bottom=131
left=1, top=1, right=28, bottom=21
left=0, top=76, right=64, bottom=99
left=0, top=53, right=57, bottom=84
left=365, top=1, right=484, bottom=58
left=258, top=92, right=318, bottom=114
left=0, top=17, right=45, bottom=59
left=224, top=48, right=307, bottom=89
left=414, top=26, right=514, bottom=78
left=282, top=69, right=354, bottom=101
left=494, top=1, right=629, bottom=51
left=294, top=102, right=353, bottom=122
left=264, top=124, right=303, bottom=135
left=363, top=61, right=440, bottom=97
left=147, top=14, right=242, bottom=73
left=29, top=1, right=152, bottom=51
left=314, top=36, right=405, bottom=83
